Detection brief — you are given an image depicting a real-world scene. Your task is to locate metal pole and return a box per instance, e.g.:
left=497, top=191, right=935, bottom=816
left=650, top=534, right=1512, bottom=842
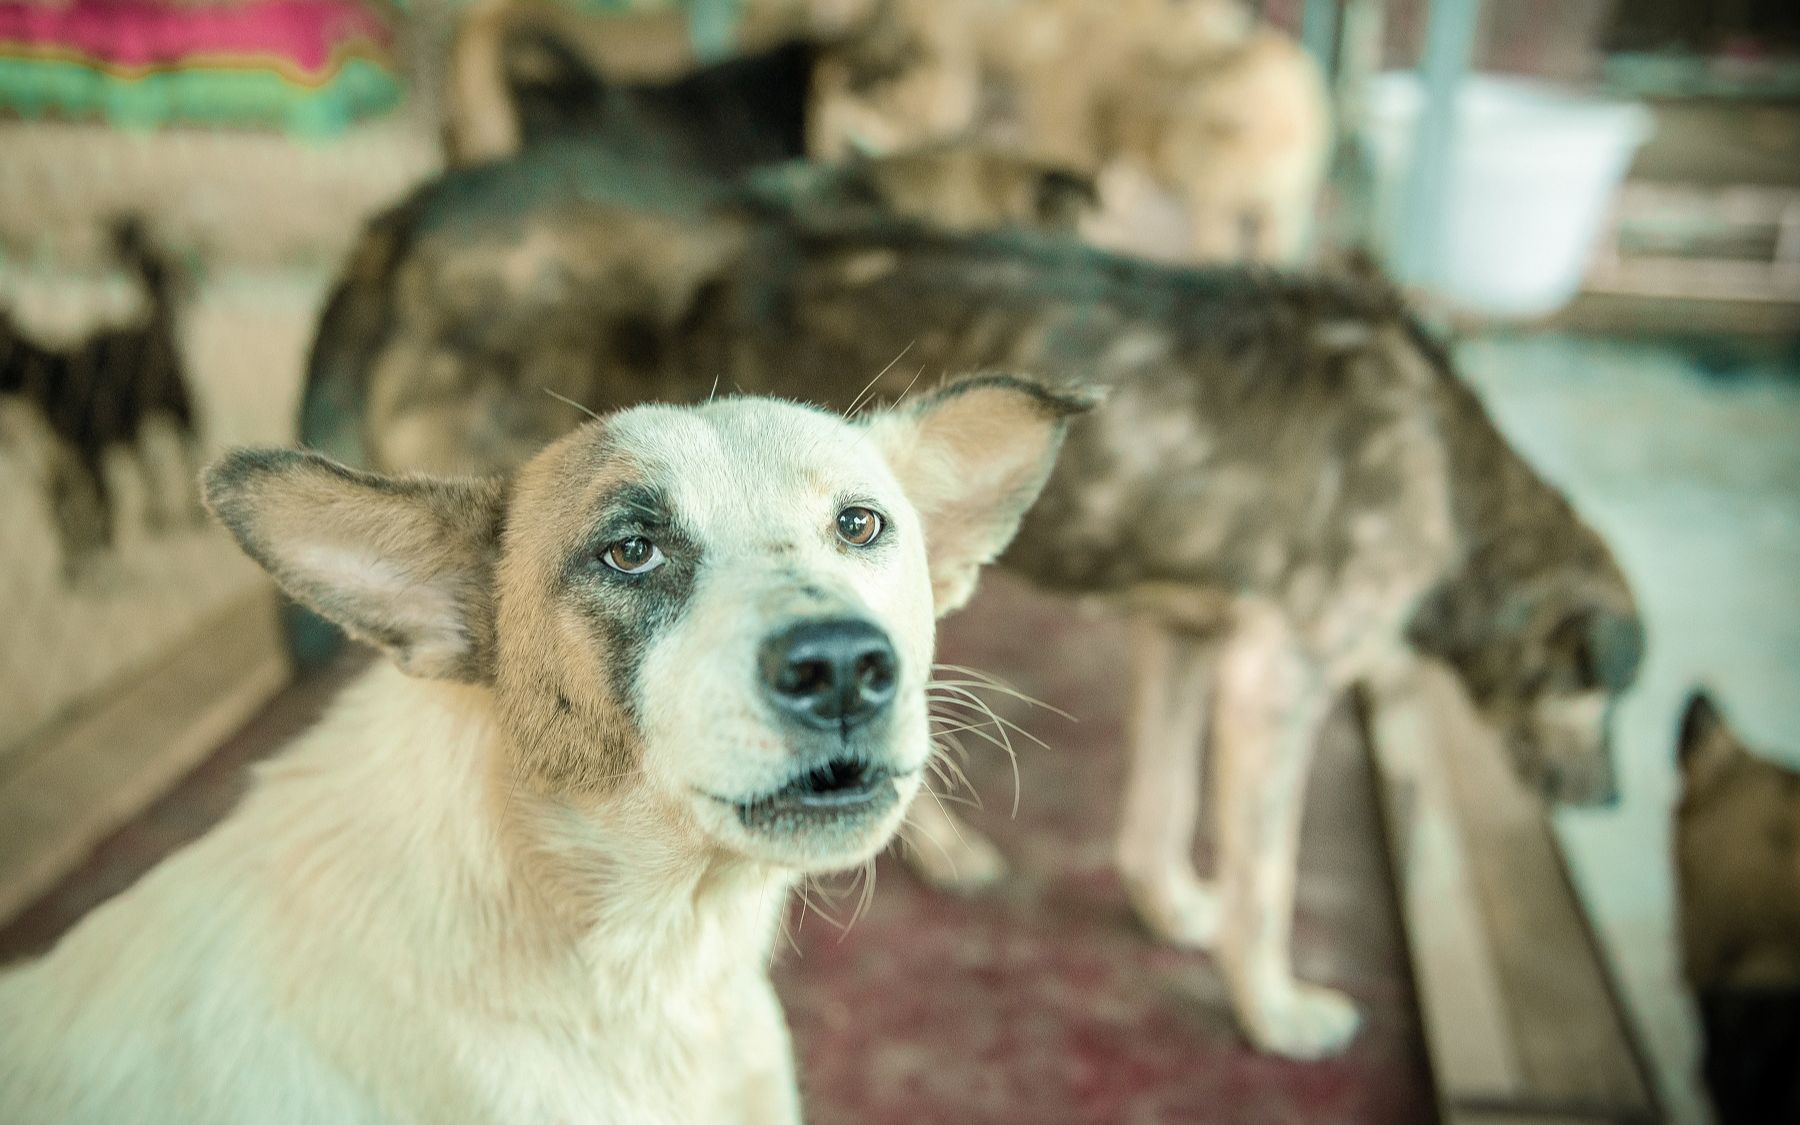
left=1301, top=0, right=1342, bottom=76
left=1397, top=0, right=1481, bottom=288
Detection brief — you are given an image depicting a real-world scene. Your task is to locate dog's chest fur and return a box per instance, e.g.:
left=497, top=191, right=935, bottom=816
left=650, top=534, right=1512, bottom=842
left=0, top=667, right=787, bottom=1125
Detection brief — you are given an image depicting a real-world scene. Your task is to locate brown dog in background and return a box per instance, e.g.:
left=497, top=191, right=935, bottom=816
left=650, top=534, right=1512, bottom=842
left=1675, top=692, right=1800, bottom=1124
left=300, top=145, right=1643, bottom=1058
left=809, top=0, right=1332, bottom=264
left=443, top=0, right=1329, bottom=264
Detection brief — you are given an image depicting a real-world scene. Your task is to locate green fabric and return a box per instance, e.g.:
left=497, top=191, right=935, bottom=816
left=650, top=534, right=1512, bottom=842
left=0, top=56, right=402, bottom=137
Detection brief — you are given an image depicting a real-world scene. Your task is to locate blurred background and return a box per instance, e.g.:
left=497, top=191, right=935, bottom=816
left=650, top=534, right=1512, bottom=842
left=0, top=0, right=1796, bottom=1122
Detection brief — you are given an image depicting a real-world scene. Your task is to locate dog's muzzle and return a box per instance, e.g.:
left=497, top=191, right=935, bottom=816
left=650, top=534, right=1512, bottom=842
left=733, top=754, right=902, bottom=833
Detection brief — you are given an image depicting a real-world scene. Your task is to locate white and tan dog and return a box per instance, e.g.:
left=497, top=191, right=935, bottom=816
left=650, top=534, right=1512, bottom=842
left=0, top=375, right=1088, bottom=1124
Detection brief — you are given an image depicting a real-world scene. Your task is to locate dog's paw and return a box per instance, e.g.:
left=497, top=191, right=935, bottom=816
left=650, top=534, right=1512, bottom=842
left=1125, top=869, right=1220, bottom=949
left=903, top=826, right=1008, bottom=892
left=1245, top=983, right=1361, bottom=1060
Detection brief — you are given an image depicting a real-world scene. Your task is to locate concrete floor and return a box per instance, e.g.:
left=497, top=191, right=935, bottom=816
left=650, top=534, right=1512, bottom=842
left=1459, top=330, right=1800, bottom=1125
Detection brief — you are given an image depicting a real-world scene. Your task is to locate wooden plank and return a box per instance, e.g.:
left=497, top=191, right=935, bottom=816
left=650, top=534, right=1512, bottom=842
left=1362, top=678, right=1527, bottom=1107
left=1425, top=667, right=1658, bottom=1117
left=1364, top=664, right=1661, bottom=1122
left=1450, top=1111, right=1622, bottom=1125
left=0, top=589, right=290, bottom=925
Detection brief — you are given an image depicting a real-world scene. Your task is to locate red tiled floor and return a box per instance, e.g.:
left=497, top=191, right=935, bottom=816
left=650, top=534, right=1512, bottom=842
left=0, top=576, right=1435, bottom=1123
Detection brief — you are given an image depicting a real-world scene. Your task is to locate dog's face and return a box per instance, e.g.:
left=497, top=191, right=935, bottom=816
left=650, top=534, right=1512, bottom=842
left=1410, top=574, right=1643, bottom=805
left=208, top=376, right=1088, bottom=872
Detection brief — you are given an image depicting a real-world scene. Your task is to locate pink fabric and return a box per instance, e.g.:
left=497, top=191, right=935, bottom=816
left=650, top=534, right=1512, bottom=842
left=0, top=0, right=390, bottom=77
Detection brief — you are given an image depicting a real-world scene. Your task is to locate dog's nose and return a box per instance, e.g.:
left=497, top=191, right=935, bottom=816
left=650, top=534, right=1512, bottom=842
left=759, top=619, right=898, bottom=732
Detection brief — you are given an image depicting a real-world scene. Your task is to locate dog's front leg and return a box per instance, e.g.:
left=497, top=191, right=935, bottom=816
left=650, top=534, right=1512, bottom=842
left=1116, top=618, right=1222, bottom=947
left=1212, top=614, right=1361, bottom=1059
left=735, top=978, right=802, bottom=1125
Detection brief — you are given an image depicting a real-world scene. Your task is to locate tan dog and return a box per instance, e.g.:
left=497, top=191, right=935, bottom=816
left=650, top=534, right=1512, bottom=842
left=0, top=377, right=1087, bottom=1123
left=444, top=0, right=879, bottom=168
left=442, top=0, right=1326, bottom=264
left=809, top=0, right=1332, bottom=264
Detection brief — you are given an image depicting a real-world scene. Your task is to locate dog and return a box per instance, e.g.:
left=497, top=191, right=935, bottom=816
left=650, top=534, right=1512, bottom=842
left=1675, top=691, right=1800, bottom=1124
left=0, top=219, right=204, bottom=573
left=299, top=153, right=1644, bottom=1058
left=447, top=18, right=819, bottom=175
left=808, top=0, right=1332, bottom=264
left=0, top=374, right=1087, bottom=1121
left=434, top=0, right=1099, bottom=242
left=441, top=0, right=1323, bottom=264
left=442, top=0, right=884, bottom=169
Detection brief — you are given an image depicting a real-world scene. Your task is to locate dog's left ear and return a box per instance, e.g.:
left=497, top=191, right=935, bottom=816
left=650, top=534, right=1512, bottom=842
left=204, top=449, right=507, bottom=682
left=870, top=373, right=1098, bottom=615
left=1676, top=691, right=1744, bottom=796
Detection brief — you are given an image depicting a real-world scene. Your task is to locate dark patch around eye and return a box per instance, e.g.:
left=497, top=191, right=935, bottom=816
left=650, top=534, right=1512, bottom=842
left=602, top=484, right=673, bottom=536
left=587, top=562, right=695, bottom=724
left=565, top=482, right=697, bottom=723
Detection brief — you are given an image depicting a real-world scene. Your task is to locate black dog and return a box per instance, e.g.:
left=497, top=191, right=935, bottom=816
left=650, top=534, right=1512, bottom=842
left=496, top=30, right=816, bottom=176
left=0, top=220, right=202, bottom=573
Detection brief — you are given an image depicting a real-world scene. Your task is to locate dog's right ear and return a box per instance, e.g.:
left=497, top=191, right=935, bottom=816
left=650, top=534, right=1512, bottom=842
left=204, top=450, right=507, bottom=682
left=869, top=373, right=1099, bottom=616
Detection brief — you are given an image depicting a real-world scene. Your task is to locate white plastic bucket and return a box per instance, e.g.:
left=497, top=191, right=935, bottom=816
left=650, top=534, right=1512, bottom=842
left=1359, top=72, right=1654, bottom=319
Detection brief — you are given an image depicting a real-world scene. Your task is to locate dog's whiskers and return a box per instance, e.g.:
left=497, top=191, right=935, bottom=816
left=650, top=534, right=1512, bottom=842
left=928, top=686, right=1053, bottom=752
left=886, top=362, right=929, bottom=413
left=929, top=726, right=974, bottom=768
left=845, top=340, right=914, bottom=418
left=764, top=872, right=802, bottom=968
left=542, top=387, right=602, bottom=423
left=898, top=814, right=967, bottom=883
left=931, top=664, right=1076, bottom=720
left=847, top=857, right=878, bottom=937
left=917, top=784, right=981, bottom=860
left=794, top=875, right=853, bottom=936
left=925, top=663, right=1056, bottom=820
left=926, top=747, right=981, bottom=805
left=925, top=685, right=1029, bottom=817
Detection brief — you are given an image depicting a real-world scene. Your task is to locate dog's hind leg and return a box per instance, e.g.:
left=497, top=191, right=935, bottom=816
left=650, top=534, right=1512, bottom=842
left=1213, top=610, right=1360, bottom=1058
left=1116, top=618, right=1222, bottom=948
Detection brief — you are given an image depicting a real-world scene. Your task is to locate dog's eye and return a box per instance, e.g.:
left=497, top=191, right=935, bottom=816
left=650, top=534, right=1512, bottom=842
left=836, top=506, right=883, bottom=547
left=600, top=537, right=664, bottom=574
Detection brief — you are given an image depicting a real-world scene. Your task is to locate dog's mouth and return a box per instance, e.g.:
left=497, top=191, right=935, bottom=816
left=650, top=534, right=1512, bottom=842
left=721, top=755, right=905, bottom=834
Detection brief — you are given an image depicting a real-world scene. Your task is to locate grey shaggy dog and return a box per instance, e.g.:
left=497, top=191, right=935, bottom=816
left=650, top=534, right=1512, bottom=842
left=300, top=145, right=1642, bottom=1057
